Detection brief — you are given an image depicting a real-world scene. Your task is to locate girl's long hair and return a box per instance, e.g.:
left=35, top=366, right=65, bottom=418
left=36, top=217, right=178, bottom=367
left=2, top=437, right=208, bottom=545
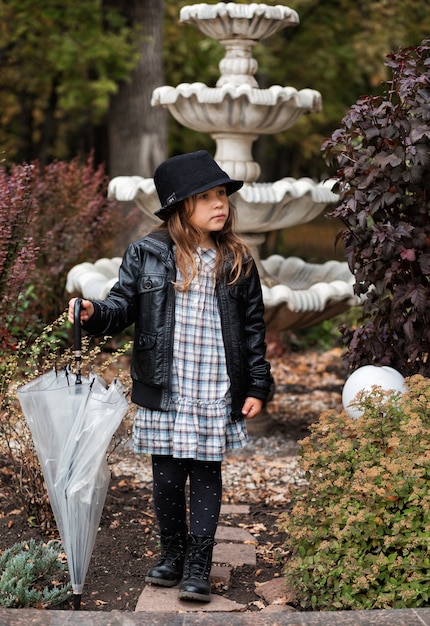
left=158, top=196, right=252, bottom=291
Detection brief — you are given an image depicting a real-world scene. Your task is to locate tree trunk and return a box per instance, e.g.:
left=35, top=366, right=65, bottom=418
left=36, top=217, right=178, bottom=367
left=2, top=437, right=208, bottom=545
left=108, top=0, right=167, bottom=178
left=107, top=0, right=167, bottom=250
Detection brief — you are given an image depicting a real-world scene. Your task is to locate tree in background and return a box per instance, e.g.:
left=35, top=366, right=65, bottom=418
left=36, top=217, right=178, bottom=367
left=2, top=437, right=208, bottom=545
left=107, top=0, right=167, bottom=178
left=1, top=1, right=430, bottom=184
left=0, top=0, right=140, bottom=165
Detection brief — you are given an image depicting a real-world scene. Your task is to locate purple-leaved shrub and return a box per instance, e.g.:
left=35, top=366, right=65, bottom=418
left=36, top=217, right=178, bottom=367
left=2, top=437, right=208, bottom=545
left=0, top=154, right=139, bottom=352
left=322, top=38, right=430, bottom=376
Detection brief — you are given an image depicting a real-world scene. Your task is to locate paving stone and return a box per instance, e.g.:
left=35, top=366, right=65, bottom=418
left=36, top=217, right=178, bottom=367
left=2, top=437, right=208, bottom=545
left=133, top=514, right=255, bottom=615
left=2, top=608, right=430, bottom=625
left=134, top=585, right=246, bottom=613
left=210, top=564, right=232, bottom=586
left=255, top=576, right=288, bottom=604
left=213, top=541, right=256, bottom=566
left=215, top=525, right=257, bottom=543
left=260, top=604, right=297, bottom=613
left=220, top=504, right=250, bottom=515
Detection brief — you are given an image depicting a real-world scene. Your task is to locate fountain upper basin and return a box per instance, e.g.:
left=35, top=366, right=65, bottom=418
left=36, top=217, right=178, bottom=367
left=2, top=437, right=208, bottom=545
left=179, top=3, right=299, bottom=43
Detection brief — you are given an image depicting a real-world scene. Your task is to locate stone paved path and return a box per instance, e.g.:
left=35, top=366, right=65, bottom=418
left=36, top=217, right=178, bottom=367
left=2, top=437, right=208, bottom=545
left=1, top=505, right=429, bottom=626
left=135, top=503, right=290, bottom=614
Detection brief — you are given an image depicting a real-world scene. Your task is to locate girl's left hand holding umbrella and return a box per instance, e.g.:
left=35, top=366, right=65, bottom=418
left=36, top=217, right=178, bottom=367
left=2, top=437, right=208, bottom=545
left=68, top=298, right=95, bottom=324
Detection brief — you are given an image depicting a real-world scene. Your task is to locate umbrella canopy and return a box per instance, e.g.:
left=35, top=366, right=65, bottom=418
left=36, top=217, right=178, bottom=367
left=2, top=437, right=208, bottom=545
left=17, top=301, right=129, bottom=609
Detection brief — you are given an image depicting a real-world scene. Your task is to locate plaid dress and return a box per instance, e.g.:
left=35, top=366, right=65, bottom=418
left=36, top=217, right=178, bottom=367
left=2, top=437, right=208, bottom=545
left=133, top=247, right=248, bottom=462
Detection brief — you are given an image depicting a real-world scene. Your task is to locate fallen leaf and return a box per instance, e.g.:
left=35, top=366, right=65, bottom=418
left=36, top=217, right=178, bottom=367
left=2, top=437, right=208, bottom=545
left=249, top=600, right=266, bottom=609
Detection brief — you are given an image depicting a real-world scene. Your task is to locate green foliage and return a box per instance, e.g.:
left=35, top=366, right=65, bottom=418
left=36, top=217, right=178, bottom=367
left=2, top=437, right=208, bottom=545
left=250, top=0, right=430, bottom=181
left=2, top=0, right=430, bottom=176
left=161, top=0, right=430, bottom=182
left=280, top=307, right=361, bottom=353
left=283, top=375, right=430, bottom=610
left=288, top=318, right=343, bottom=352
left=0, top=0, right=140, bottom=162
left=0, top=539, right=71, bottom=608
left=322, top=39, right=430, bottom=376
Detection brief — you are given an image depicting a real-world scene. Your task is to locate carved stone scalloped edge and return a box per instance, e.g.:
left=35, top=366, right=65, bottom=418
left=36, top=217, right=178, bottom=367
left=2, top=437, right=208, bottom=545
left=152, top=83, right=322, bottom=113
left=66, top=254, right=359, bottom=316
left=179, top=2, right=299, bottom=41
left=108, top=176, right=336, bottom=206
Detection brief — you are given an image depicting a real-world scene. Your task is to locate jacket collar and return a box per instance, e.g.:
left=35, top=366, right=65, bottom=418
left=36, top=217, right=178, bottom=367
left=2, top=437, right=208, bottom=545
left=140, top=229, right=174, bottom=264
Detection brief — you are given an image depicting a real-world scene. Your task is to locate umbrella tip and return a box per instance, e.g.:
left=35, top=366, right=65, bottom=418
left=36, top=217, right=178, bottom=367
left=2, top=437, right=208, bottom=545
left=73, top=593, right=82, bottom=610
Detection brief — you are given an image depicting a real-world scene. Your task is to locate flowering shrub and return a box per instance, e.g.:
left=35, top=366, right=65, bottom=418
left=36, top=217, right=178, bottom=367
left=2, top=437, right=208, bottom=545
left=283, top=376, right=430, bottom=610
left=322, top=39, right=430, bottom=376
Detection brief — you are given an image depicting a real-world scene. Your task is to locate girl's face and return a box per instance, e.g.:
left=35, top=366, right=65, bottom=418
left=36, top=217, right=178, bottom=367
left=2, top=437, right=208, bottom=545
left=186, top=186, right=229, bottom=245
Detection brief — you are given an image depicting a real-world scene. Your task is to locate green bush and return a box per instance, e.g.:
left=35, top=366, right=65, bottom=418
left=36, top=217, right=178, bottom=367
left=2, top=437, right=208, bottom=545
left=0, top=539, right=71, bottom=608
left=283, top=375, right=430, bottom=610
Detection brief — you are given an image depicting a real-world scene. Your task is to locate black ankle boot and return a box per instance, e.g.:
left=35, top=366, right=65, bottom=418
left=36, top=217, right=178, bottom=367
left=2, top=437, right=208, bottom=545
left=145, top=530, right=187, bottom=587
left=178, top=535, right=216, bottom=602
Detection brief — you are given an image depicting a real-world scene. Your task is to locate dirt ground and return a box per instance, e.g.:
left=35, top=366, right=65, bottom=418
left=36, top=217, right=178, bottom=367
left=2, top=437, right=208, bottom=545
left=0, top=345, right=345, bottom=612
left=0, top=452, right=294, bottom=611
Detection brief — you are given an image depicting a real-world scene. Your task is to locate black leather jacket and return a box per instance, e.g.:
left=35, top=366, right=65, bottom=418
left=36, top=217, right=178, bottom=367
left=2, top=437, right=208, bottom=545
left=83, top=229, right=273, bottom=422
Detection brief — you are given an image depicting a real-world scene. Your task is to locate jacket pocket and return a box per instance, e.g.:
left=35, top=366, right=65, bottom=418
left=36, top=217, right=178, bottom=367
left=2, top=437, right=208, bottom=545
left=132, top=331, right=157, bottom=381
left=137, top=274, right=166, bottom=294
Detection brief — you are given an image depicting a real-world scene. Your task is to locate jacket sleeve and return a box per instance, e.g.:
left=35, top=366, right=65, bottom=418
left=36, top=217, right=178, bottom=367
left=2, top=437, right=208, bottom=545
left=82, top=242, right=140, bottom=337
left=244, top=261, right=273, bottom=401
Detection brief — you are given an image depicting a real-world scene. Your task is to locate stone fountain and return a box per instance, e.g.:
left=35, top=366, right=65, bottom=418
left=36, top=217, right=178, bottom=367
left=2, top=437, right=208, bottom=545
left=67, top=2, right=357, bottom=331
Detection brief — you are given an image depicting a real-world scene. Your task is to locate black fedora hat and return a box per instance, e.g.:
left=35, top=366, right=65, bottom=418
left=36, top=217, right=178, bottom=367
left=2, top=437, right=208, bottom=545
left=153, top=150, right=243, bottom=221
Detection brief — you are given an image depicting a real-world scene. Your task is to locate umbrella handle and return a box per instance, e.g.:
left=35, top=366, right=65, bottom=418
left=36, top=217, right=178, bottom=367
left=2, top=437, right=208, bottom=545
left=73, top=298, right=82, bottom=385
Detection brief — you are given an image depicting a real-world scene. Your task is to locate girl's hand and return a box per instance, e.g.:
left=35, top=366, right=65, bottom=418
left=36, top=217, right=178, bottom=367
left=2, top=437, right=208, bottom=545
left=68, top=298, right=95, bottom=324
left=241, top=397, right=263, bottom=420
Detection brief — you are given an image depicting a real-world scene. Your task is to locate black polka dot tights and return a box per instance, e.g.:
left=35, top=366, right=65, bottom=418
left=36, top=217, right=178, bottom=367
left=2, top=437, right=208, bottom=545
left=151, top=455, right=222, bottom=537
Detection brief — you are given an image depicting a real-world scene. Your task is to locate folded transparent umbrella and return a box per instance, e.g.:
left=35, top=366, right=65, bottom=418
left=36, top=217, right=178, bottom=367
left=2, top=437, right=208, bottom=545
left=17, top=299, right=129, bottom=610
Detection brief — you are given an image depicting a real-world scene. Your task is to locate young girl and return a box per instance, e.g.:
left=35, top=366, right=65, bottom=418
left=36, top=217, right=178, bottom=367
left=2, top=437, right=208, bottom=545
left=68, top=150, right=272, bottom=603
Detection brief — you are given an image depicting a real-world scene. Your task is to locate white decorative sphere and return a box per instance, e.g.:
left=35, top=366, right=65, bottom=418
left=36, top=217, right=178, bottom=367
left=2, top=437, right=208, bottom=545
left=342, top=365, right=406, bottom=419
